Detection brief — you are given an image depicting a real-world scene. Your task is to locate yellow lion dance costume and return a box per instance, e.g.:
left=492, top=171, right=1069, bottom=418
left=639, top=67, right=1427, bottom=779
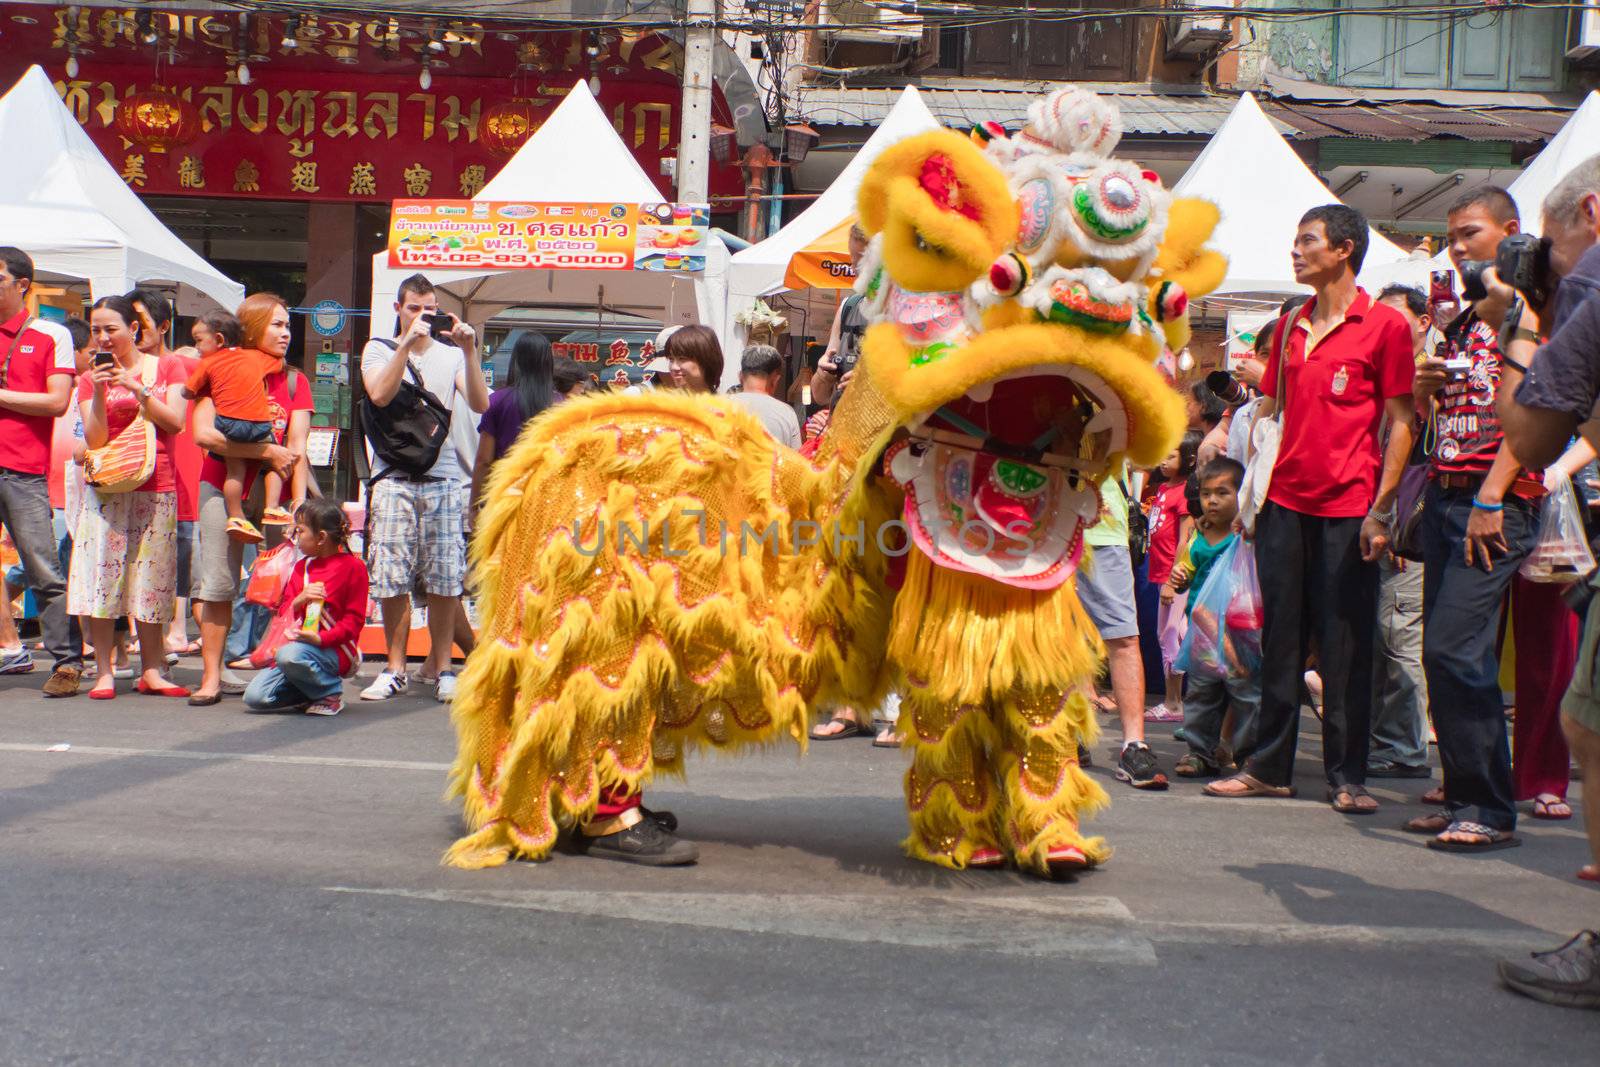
left=445, top=86, right=1226, bottom=875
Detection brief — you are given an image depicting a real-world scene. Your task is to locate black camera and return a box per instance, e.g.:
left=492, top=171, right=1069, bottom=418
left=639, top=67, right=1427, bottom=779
left=1458, top=233, right=1554, bottom=307
left=1205, top=369, right=1252, bottom=407
left=424, top=311, right=456, bottom=340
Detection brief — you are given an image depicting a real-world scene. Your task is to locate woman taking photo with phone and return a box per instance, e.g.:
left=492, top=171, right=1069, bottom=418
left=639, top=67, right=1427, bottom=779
left=68, top=295, right=190, bottom=700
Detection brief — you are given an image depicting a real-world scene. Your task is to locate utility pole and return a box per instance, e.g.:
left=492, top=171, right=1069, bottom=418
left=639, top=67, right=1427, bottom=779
left=677, top=0, right=716, bottom=206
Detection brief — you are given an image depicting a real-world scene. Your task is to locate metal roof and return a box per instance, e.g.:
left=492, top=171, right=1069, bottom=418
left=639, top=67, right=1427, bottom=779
left=797, top=83, right=1573, bottom=145
left=795, top=85, right=1292, bottom=137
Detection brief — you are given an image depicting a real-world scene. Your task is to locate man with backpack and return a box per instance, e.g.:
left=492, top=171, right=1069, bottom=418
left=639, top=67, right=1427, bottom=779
left=359, top=274, right=489, bottom=703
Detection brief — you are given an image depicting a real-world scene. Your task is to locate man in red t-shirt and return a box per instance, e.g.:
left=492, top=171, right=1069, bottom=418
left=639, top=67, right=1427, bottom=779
left=1205, top=207, right=1416, bottom=810
left=0, top=248, right=83, bottom=696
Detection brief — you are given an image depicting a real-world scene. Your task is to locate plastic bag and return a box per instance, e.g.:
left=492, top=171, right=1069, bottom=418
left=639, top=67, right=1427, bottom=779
left=245, top=542, right=297, bottom=607
left=1520, top=472, right=1597, bottom=584
left=248, top=606, right=296, bottom=670
left=1174, top=539, right=1263, bottom=680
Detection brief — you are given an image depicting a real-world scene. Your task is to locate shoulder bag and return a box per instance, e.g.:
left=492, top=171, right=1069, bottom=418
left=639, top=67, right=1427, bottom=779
left=358, top=339, right=451, bottom=479
left=84, top=356, right=160, bottom=493
left=1238, top=304, right=1309, bottom=534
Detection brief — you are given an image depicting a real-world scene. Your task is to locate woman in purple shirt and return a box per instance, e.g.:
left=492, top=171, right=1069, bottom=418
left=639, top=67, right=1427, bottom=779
left=471, top=333, right=554, bottom=515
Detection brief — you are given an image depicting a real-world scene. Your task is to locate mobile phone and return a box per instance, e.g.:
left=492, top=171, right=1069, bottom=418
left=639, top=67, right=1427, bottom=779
left=93, top=350, right=113, bottom=367
left=1428, top=269, right=1458, bottom=318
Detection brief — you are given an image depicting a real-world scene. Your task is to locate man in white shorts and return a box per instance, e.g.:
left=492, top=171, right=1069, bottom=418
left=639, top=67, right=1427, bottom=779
left=359, top=274, right=488, bottom=702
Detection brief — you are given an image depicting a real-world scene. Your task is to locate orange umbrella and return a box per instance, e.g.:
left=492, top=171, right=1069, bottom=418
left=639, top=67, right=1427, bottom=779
left=782, top=217, right=859, bottom=290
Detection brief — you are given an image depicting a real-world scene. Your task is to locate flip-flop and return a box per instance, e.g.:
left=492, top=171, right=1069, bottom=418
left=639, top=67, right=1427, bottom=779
left=1532, top=796, right=1573, bottom=821
left=1421, top=785, right=1446, bottom=805
left=1203, top=773, right=1295, bottom=799
left=1427, top=821, right=1520, bottom=853
left=1329, top=784, right=1379, bottom=815
left=810, top=717, right=867, bottom=740
left=1404, top=810, right=1453, bottom=834
left=871, top=731, right=902, bottom=748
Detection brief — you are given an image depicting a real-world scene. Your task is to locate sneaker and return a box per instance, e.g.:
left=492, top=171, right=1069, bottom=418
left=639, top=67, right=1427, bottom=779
left=579, top=815, right=699, bottom=866
left=261, top=506, right=293, bottom=526
left=1498, top=930, right=1600, bottom=1010
left=41, top=665, right=82, bottom=698
left=304, top=694, right=344, bottom=716
left=1115, top=741, right=1169, bottom=790
left=1145, top=703, right=1183, bottom=723
left=360, top=670, right=409, bottom=701
left=0, top=646, right=35, bottom=674
left=1077, top=742, right=1093, bottom=768
left=435, top=670, right=458, bottom=703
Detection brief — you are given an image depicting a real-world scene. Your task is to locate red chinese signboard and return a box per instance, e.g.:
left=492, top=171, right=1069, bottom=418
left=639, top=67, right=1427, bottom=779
left=0, top=5, right=742, bottom=202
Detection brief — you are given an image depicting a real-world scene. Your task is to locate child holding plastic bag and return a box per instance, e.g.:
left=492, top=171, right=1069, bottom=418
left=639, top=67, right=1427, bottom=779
left=1172, top=458, right=1262, bottom=777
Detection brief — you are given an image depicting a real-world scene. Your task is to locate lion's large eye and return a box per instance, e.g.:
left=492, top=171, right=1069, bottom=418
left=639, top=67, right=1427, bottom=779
left=1071, top=172, right=1151, bottom=244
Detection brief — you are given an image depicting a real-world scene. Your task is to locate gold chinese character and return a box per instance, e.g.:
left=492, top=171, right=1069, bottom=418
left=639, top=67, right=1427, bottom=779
left=402, top=162, right=432, bottom=196
left=233, top=159, right=261, bottom=193
left=121, top=153, right=147, bottom=187
left=290, top=160, right=320, bottom=194
left=177, top=155, right=205, bottom=189
left=458, top=163, right=486, bottom=198
left=348, top=161, right=377, bottom=197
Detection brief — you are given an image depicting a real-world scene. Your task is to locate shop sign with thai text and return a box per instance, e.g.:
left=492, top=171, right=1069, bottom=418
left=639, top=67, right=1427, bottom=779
left=387, top=201, right=712, bottom=271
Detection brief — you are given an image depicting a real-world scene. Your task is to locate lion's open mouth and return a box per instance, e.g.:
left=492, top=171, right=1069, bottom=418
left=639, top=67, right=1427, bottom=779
left=885, top=364, right=1129, bottom=590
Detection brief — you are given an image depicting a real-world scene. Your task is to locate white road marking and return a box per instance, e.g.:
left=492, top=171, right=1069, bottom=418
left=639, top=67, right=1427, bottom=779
left=325, top=886, right=1559, bottom=958
left=323, top=886, right=1159, bottom=964
left=0, top=742, right=450, bottom=772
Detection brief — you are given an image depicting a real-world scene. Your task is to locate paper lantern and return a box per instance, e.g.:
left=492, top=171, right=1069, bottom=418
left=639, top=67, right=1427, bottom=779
left=480, top=98, right=540, bottom=158
left=117, top=86, right=199, bottom=153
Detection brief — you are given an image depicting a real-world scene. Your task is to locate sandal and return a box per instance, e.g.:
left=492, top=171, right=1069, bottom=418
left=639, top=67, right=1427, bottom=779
left=810, top=716, right=866, bottom=740
left=1421, top=785, right=1446, bottom=805
left=1203, top=773, right=1295, bottom=799
left=871, top=728, right=902, bottom=749
left=1174, top=753, right=1220, bottom=778
left=1427, top=820, right=1520, bottom=853
left=1404, top=810, right=1453, bottom=834
left=1329, top=784, right=1379, bottom=815
left=1532, top=795, right=1573, bottom=821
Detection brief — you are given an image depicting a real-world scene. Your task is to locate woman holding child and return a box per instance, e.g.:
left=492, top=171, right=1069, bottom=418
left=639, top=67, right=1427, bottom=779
left=68, top=295, right=190, bottom=699
left=187, top=293, right=311, bottom=706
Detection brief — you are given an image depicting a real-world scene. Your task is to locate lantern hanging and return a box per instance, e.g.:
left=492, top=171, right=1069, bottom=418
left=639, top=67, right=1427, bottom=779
left=480, top=97, right=540, bottom=158
left=117, top=85, right=199, bottom=153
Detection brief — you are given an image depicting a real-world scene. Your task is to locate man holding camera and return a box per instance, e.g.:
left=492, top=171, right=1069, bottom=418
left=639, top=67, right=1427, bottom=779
left=1407, top=188, right=1548, bottom=852
left=1481, top=153, right=1600, bottom=1010
left=359, top=273, right=489, bottom=703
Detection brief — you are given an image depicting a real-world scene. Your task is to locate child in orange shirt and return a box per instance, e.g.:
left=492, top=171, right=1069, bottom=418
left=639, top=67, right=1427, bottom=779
left=185, top=346, right=290, bottom=543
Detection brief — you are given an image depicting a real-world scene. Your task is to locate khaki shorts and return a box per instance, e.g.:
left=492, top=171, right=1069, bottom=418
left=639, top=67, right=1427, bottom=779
left=190, top=482, right=246, bottom=603
left=1563, top=583, right=1600, bottom=738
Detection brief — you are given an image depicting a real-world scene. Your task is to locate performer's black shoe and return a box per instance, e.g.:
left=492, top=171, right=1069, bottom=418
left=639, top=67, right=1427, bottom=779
left=640, top=805, right=678, bottom=833
left=578, top=809, right=699, bottom=866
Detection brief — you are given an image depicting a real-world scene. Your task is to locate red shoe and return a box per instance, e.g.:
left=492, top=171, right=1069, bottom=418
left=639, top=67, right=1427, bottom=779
left=88, top=684, right=115, bottom=700
left=1045, top=844, right=1091, bottom=873
left=136, top=678, right=192, bottom=698
left=1579, top=865, right=1600, bottom=884
left=968, top=847, right=1006, bottom=869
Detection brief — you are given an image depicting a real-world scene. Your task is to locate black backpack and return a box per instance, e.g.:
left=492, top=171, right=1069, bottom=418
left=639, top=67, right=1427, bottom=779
left=359, top=339, right=451, bottom=479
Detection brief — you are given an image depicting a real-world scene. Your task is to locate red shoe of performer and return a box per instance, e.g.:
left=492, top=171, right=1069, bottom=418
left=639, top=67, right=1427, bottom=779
left=1045, top=844, right=1092, bottom=875
left=968, top=847, right=1006, bottom=869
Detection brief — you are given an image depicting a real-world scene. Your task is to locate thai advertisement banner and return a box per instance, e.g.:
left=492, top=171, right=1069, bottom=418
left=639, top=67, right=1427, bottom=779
left=387, top=200, right=712, bottom=271
left=5, top=6, right=743, bottom=202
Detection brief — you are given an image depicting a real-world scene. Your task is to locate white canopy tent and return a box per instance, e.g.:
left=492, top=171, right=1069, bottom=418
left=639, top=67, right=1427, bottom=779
left=1503, top=89, right=1600, bottom=237
left=367, top=80, right=728, bottom=381
left=724, top=86, right=940, bottom=343
left=0, top=65, right=243, bottom=313
left=1174, top=92, right=1409, bottom=299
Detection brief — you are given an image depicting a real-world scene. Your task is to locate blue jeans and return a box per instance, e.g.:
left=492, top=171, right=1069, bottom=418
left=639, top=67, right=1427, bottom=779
left=0, top=469, right=81, bottom=670
left=225, top=542, right=268, bottom=662
left=1421, top=484, right=1537, bottom=832
left=243, top=641, right=343, bottom=709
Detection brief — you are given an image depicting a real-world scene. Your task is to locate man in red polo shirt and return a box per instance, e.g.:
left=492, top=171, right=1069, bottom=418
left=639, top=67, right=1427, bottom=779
left=1205, top=206, right=1416, bottom=811
left=0, top=247, right=83, bottom=696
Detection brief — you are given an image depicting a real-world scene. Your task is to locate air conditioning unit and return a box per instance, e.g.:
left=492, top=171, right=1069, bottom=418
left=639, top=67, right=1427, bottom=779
left=820, top=0, right=923, bottom=46
left=1569, top=4, right=1600, bottom=62
left=1166, top=1, right=1234, bottom=60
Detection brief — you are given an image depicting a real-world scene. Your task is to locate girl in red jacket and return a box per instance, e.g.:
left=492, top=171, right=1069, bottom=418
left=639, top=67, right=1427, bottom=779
left=243, top=500, right=369, bottom=716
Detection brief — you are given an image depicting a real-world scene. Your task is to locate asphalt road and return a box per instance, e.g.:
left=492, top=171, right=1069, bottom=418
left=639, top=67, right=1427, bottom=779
left=2, top=662, right=1596, bottom=1066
